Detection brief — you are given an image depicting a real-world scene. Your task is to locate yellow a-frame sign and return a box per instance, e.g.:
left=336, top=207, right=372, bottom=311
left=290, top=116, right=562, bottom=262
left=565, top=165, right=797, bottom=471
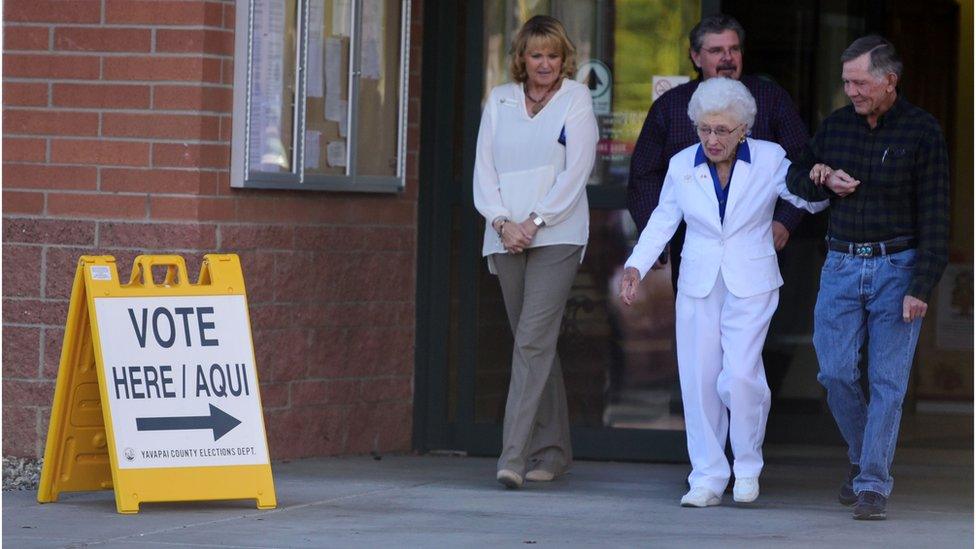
left=38, top=254, right=276, bottom=514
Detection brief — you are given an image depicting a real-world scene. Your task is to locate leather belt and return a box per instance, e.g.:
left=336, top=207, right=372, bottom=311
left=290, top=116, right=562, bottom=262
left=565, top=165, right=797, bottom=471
left=827, top=237, right=916, bottom=258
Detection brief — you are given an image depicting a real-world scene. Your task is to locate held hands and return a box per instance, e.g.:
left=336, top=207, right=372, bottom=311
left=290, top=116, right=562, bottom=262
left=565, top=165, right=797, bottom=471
left=494, top=218, right=533, bottom=254
left=825, top=169, right=860, bottom=197
left=618, top=267, right=641, bottom=306
left=809, top=163, right=832, bottom=186
left=811, top=163, right=860, bottom=196
left=518, top=218, right=540, bottom=241
left=903, top=295, right=928, bottom=322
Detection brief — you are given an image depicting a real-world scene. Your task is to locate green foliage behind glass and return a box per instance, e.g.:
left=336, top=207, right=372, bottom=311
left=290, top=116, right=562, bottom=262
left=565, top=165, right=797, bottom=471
left=613, top=0, right=700, bottom=142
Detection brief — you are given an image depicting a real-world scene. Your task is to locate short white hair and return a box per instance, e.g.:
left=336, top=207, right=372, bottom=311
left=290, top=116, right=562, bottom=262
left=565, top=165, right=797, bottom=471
left=687, top=77, right=757, bottom=132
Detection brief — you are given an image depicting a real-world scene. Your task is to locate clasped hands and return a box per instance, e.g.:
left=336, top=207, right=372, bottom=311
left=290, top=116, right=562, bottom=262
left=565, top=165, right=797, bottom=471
left=494, top=218, right=540, bottom=254
left=809, top=163, right=859, bottom=197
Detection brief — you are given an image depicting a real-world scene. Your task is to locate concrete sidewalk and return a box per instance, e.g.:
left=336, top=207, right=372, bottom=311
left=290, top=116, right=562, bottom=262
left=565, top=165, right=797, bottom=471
left=3, top=446, right=972, bottom=548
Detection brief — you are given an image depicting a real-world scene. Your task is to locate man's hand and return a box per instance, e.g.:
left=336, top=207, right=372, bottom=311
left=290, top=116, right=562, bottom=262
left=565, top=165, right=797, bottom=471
left=771, top=221, right=790, bottom=251
left=809, top=163, right=832, bottom=186
left=903, top=295, right=928, bottom=322
left=619, top=267, right=641, bottom=306
left=825, top=169, right=860, bottom=197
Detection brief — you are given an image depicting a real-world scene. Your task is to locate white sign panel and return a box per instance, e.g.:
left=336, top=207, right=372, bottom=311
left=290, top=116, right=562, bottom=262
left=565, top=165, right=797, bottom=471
left=93, top=295, right=269, bottom=470
left=652, top=75, right=690, bottom=102
left=577, top=60, right=611, bottom=115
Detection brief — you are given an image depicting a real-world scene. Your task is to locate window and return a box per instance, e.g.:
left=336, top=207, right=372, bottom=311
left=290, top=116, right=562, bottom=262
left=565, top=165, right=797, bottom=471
left=231, top=0, right=410, bottom=192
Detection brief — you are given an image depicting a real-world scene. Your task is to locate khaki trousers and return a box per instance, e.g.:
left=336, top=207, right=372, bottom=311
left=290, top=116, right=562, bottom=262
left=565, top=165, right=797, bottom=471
left=493, top=244, right=581, bottom=476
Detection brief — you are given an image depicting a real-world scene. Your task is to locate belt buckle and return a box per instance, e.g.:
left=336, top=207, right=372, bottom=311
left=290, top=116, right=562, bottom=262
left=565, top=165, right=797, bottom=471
left=854, top=244, right=874, bottom=258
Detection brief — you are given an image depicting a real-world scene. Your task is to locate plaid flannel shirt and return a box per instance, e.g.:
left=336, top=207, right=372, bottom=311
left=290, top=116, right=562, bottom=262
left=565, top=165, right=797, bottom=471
left=785, top=96, right=950, bottom=301
left=627, top=75, right=810, bottom=233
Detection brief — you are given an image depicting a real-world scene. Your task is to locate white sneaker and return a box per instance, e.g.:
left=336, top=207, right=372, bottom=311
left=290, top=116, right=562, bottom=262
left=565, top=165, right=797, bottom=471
left=733, top=477, right=760, bottom=503
left=680, top=487, right=721, bottom=507
left=496, top=469, right=523, bottom=489
left=525, top=469, right=555, bottom=482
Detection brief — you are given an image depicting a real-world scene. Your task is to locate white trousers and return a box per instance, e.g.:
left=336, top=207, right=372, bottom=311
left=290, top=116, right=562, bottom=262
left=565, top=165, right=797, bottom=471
left=675, top=272, right=778, bottom=495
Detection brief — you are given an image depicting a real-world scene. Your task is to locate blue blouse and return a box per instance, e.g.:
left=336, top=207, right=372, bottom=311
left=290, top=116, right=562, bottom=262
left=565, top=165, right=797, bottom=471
left=695, top=141, right=751, bottom=223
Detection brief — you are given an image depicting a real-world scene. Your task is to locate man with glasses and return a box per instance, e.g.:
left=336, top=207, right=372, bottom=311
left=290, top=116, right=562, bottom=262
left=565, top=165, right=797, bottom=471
left=627, top=14, right=810, bottom=283
left=785, top=35, right=949, bottom=521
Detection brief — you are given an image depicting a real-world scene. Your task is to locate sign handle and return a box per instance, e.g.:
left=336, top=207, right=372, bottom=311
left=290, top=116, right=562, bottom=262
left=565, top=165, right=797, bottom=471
left=127, top=255, right=190, bottom=288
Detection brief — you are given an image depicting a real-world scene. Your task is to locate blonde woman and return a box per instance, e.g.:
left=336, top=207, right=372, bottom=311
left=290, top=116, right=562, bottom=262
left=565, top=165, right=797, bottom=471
left=473, top=15, right=598, bottom=489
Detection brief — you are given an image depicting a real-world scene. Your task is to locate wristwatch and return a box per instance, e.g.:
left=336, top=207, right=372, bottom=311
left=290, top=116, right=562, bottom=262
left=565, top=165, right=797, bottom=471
left=530, top=212, right=545, bottom=228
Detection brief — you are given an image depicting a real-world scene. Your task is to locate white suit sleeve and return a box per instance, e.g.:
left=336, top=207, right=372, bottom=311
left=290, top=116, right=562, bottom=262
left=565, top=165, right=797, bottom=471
left=774, top=156, right=829, bottom=213
left=531, top=88, right=599, bottom=226
left=472, top=94, right=511, bottom=224
left=624, top=166, right=683, bottom=280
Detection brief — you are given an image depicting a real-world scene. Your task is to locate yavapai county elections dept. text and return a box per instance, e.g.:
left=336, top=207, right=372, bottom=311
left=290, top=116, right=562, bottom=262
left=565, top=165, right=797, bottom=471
left=139, top=446, right=258, bottom=460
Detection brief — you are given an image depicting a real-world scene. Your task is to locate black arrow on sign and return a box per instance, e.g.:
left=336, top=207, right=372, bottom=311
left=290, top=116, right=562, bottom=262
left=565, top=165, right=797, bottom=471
left=586, top=69, right=603, bottom=91
left=136, top=404, right=241, bottom=441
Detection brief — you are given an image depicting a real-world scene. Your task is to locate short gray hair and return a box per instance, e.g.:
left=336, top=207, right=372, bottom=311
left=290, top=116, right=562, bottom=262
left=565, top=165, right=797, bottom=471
left=689, top=14, right=745, bottom=53
left=687, top=77, right=757, bottom=131
left=841, top=35, right=903, bottom=80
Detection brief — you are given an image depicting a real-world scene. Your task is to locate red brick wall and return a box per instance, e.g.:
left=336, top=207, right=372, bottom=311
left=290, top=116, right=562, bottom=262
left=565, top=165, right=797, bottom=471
left=2, top=0, right=421, bottom=459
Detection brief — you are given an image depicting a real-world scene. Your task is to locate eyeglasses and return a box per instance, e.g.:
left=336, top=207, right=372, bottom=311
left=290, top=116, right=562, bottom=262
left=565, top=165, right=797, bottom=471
left=695, top=124, right=743, bottom=138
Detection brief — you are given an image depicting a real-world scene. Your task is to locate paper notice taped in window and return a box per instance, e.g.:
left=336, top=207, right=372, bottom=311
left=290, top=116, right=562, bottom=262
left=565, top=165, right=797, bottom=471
left=304, top=131, right=321, bottom=169
left=332, top=0, right=351, bottom=36
left=325, top=95, right=345, bottom=122
left=324, top=37, right=344, bottom=121
left=326, top=141, right=347, bottom=167
left=307, top=0, right=325, bottom=97
left=247, top=0, right=287, bottom=171
left=361, top=0, right=383, bottom=79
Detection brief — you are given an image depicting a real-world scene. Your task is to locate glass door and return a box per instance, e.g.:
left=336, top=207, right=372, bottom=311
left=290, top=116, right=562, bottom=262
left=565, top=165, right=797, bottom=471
left=420, top=0, right=708, bottom=461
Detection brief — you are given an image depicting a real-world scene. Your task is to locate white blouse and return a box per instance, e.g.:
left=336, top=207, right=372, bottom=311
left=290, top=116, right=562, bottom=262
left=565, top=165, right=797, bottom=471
left=472, top=79, right=599, bottom=270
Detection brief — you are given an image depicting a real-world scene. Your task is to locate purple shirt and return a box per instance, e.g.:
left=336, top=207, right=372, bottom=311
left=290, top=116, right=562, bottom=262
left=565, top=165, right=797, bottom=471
left=627, top=75, right=809, bottom=233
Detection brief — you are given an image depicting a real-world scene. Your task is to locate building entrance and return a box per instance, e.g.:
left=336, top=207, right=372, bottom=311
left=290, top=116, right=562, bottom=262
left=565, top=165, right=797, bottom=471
left=415, top=0, right=972, bottom=460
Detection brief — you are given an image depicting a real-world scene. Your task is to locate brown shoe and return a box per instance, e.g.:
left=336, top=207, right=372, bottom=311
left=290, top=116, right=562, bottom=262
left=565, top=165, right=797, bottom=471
left=852, top=490, right=887, bottom=520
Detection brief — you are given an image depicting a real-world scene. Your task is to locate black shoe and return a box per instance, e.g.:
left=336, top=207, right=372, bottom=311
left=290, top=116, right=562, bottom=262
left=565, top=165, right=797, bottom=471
left=852, top=490, right=887, bottom=520
left=839, top=464, right=860, bottom=506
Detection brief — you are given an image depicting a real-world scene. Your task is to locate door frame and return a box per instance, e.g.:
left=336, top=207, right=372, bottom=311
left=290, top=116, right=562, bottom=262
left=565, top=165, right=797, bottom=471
left=414, top=0, right=729, bottom=461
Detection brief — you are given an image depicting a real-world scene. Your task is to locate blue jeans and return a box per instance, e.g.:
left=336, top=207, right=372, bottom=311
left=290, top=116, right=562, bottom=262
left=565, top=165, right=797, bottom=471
left=813, top=248, right=923, bottom=497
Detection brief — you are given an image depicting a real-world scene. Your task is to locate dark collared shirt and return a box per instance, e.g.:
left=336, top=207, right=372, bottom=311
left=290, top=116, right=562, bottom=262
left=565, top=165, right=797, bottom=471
left=785, top=96, right=950, bottom=300
left=627, top=75, right=809, bottom=233
left=695, top=141, right=752, bottom=224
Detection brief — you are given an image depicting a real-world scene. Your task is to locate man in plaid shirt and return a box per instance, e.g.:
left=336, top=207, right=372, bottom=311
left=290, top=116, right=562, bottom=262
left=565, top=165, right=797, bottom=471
left=786, top=36, right=950, bottom=521
left=627, top=14, right=809, bottom=288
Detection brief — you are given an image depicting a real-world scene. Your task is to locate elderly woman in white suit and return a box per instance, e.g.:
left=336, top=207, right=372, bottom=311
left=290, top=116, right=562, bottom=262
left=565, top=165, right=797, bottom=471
left=473, top=15, right=598, bottom=490
left=619, top=78, right=828, bottom=507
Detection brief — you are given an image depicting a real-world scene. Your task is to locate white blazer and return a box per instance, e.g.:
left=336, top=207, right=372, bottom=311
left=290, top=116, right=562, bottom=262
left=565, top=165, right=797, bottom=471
left=472, top=80, right=599, bottom=265
left=625, top=138, right=829, bottom=298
